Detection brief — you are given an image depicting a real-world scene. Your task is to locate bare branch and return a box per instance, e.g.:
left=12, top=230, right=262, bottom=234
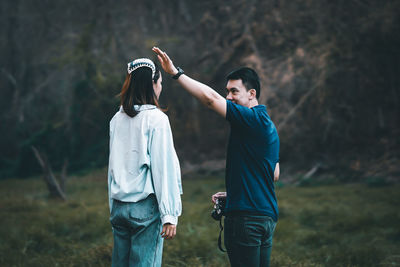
left=1, top=68, right=17, bottom=89
left=60, top=158, right=69, bottom=193
left=31, top=146, right=67, bottom=200
left=277, top=84, right=319, bottom=131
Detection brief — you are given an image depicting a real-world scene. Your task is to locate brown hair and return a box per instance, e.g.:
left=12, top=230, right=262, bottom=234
left=119, top=64, right=161, bottom=117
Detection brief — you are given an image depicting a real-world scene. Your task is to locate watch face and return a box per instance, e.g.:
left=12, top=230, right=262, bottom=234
left=173, top=67, right=184, bottom=79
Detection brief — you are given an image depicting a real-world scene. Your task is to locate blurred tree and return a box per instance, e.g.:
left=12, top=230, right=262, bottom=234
left=0, top=0, right=398, bottom=179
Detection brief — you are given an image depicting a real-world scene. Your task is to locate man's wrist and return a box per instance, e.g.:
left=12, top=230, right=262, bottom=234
left=172, top=67, right=184, bottom=80
left=171, top=68, right=179, bottom=76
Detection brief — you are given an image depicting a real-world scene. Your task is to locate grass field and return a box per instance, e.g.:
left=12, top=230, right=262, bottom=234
left=0, top=169, right=399, bottom=266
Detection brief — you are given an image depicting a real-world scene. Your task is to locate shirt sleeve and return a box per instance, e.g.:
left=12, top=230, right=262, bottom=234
left=108, top=167, right=113, bottom=213
left=149, top=116, right=182, bottom=226
left=108, top=118, right=115, bottom=213
left=226, top=100, right=259, bottom=129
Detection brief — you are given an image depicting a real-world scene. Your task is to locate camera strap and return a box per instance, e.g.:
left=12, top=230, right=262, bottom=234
left=218, top=217, right=226, bottom=252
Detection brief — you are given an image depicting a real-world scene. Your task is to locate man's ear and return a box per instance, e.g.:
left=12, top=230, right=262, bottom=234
left=248, top=89, right=257, bottom=99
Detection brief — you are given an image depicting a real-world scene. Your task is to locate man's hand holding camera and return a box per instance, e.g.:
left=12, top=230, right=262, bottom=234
left=211, top=192, right=227, bottom=221
left=211, top=192, right=226, bottom=204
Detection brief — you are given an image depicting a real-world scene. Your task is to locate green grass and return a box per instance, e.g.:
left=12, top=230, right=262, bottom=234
left=0, top=170, right=399, bottom=266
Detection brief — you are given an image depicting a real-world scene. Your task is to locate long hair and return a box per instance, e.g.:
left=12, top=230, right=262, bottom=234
left=119, top=64, right=161, bottom=117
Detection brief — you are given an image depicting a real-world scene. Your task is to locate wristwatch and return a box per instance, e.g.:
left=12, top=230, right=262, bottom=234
left=172, top=67, right=184, bottom=80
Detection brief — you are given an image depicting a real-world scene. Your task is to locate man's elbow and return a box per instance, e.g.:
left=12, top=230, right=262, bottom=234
left=200, top=91, right=225, bottom=117
left=203, top=93, right=217, bottom=109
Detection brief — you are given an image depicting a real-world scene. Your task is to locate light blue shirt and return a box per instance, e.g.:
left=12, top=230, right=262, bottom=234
left=108, top=105, right=182, bottom=225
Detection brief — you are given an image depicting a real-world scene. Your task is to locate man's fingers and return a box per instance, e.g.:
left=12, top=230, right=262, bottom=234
left=157, top=52, right=169, bottom=64
left=153, top=47, right=166, bottom=61
left=212, top=192, right=227, bottom=203
left=153, top=47, right=176, bottom=75
left=212, top=193, right=219, bottom=202
left=152, top=47, right=162, bottom=55
left=164, top=52, right=171, bottom=62
left=162, top=52, right=169, bottom=63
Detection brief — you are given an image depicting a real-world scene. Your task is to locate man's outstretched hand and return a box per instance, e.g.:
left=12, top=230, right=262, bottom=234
left=152, top=47, right=178, bottom=76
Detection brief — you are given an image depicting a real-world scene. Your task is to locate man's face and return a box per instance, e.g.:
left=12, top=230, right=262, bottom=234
left=226, top=79, right=254, bottom=107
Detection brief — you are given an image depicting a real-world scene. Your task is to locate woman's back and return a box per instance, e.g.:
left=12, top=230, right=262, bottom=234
left=109, top=104, right=180, bottom=204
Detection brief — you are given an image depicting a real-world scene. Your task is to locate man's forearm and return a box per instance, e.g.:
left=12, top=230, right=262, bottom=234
left=175, top=74, right=226, bottom=117
left=176, top=74, right=221, bottom=107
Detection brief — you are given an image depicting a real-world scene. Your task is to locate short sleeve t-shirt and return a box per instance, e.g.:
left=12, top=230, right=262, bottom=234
left=225, top=100, right=280, bottom=221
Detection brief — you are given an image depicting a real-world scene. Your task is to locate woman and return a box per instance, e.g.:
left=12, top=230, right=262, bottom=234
left=108, top=58, right=182, bottom=267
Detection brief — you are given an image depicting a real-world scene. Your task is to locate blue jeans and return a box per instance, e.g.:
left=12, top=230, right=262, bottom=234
left=224, top=213, right=277, bottom=267
left=110, top=194, right=163, bottom=267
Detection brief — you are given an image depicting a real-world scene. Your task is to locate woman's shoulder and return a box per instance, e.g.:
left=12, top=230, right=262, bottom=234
left=109, top=107, right=123, bottom=124
left=147, top=108, right=169, bottom=124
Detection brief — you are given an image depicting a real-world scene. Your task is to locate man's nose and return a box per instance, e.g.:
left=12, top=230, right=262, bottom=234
left=226, top=92, right=233, bottom=100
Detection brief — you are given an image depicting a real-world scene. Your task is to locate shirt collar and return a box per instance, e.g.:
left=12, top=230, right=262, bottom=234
left=134, top=104, right=157, bottom=111
left=252, top=104, right=266, bottom=110
left=119, top=105, right=157, bottom=112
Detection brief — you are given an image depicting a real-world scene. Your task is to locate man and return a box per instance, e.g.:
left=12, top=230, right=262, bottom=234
left=153, top=47, right=280, bottom=267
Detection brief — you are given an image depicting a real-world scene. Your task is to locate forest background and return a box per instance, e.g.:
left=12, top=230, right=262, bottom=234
left=1, top=1, right=400, bottom=266
left=1, top=0, right=399, bottom=181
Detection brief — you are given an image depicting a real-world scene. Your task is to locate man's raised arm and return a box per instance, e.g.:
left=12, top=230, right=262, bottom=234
left=153, top=47, right=226, bottom=117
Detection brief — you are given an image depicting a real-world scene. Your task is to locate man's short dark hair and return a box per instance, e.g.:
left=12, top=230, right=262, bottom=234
left=226, top=67, right=260, bottom=99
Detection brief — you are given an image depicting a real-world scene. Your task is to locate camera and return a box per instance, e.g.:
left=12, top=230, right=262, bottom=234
left=211, top=197, right=226, bottom=221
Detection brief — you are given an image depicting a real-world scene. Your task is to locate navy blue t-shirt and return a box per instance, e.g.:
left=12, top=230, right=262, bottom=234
left=225, top=100, right=280, bottom=221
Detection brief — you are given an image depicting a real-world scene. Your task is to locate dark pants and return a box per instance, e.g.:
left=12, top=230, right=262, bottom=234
left=224, top=213, right=276, bottom=267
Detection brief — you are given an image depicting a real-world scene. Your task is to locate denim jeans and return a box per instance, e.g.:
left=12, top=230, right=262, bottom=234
left=224, top=213, right=277, bottom=267
left=110, top=194, right=163, bottom=267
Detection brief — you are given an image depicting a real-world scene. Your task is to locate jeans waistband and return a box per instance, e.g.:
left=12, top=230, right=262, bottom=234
left=113, top=193, right=156, bottom=204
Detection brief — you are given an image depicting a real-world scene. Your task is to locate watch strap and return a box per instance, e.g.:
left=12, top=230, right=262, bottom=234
left=172, top=67, right=184, bottom=80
